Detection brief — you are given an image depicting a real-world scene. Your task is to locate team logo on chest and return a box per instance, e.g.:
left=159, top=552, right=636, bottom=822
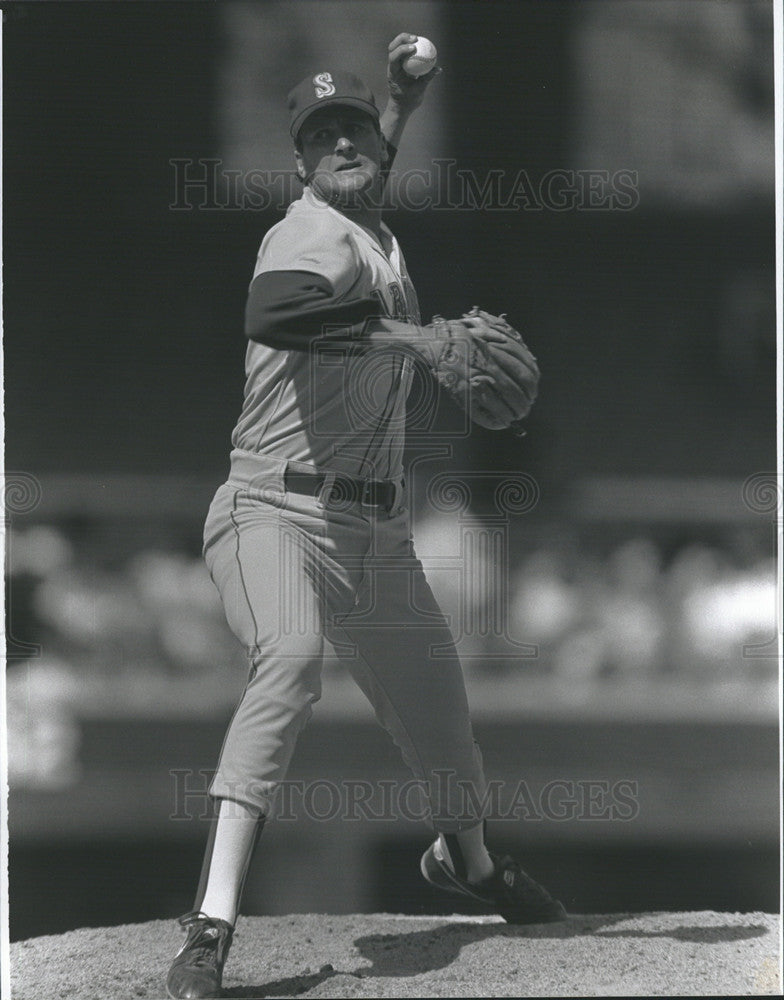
left=313, top=72, right=336, bottom=99
left=387, top=281, right=407, bottom=321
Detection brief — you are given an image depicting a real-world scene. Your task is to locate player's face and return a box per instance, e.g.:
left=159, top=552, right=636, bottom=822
left=295, top=108, right=387, bottom=207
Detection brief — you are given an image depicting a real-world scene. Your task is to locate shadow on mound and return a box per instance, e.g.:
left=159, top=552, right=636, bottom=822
left=224, top=964, right=341, bottom=998
left=595, top=923, right=770, bottom=944
left=222, top=914, right=772, bottom=996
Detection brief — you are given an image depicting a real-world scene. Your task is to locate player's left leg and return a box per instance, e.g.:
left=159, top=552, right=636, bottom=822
left=333, top=507, right=489, bottom=835
left=334, top=506, right=566, bottom=923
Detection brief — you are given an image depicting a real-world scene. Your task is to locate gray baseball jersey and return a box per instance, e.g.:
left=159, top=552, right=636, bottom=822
left=232, top=186, right=421, bottom=480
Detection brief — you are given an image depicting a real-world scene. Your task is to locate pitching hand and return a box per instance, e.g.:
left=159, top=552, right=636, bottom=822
left=387, top=33, right=440, bottom=113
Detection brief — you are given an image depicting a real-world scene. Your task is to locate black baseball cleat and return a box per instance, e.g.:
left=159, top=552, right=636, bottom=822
left=166, top=911, right=235, bottom=999
left=420, top=840, right=567, bottom=924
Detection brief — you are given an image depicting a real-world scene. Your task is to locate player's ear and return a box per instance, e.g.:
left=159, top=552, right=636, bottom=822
left=294, top=148, right=307, bottom=182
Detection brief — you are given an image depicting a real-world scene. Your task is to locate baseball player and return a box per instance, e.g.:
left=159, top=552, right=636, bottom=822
left=166, top=34, right=564, bottom=1000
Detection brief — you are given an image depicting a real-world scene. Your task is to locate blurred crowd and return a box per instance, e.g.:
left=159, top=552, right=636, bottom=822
left=414, top=515, right=777, bottom=682
left=5, top=514, right=778, bottom=789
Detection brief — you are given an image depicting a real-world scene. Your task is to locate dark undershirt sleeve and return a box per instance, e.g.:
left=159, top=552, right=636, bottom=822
left=245, top=270, right=388, bottom=352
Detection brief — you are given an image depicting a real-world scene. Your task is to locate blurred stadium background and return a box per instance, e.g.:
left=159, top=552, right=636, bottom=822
left=2, top=0, right=779, bottom=941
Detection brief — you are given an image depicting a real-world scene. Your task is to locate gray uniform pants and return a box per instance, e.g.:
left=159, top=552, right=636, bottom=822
left=203, top=449, right=487, bottom=833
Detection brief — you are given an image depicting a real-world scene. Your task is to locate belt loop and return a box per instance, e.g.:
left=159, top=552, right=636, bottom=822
left=316, top=472, right=336, bottom=509
left=361, top=478, right=375, bottom=508
left=392, top=476, right=405, bottom=515
left=249, top=454, right=287, bottom=502
left=275, top=457, right=290, bottom=496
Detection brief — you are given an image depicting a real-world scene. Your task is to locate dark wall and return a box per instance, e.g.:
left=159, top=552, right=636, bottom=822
left=4, top=1, right=242, bottom=474
left=3, top=2, right=776, bottom=478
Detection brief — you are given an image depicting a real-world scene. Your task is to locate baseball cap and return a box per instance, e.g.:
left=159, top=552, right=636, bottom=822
left=287, top=70, right=379, bottom=140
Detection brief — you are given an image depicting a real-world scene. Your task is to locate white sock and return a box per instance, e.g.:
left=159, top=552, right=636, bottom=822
left=197, top=798, right=263, bottom=925
left=438, top=826, right=494, bottom=884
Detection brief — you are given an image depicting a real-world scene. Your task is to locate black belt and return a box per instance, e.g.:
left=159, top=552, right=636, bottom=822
left=284, top=469, right=398, bottom=510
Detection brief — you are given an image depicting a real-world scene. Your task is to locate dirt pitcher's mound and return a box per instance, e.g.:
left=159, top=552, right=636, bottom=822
left=10, top=911, right=781, bottom=998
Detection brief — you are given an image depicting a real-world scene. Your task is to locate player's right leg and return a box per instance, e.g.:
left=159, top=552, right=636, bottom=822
left=167, top=471, right=350, bottom=999
left=201, top=482, right=328, bottom=816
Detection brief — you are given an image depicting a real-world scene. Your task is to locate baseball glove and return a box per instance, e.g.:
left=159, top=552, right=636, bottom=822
left=427, top=307, right=539, bottom=433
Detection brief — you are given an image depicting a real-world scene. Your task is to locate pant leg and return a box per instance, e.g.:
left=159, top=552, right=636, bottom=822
left=333, top=508, right=487, bottom=834
left=203, top=479, right=359, bottom=815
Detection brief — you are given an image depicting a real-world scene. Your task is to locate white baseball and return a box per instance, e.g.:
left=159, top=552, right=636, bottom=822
left=402, top=36, right=437, bottom=78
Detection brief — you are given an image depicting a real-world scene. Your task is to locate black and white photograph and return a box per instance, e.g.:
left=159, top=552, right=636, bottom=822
left=1, top=1, right=781, bottom=996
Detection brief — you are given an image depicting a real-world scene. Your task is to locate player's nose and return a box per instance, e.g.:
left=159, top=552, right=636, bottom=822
left=335, top=136, right=353, bottom=153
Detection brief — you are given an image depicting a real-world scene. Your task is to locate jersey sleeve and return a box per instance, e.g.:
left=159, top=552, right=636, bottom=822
left=253, top=207, right=358, bottom=296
